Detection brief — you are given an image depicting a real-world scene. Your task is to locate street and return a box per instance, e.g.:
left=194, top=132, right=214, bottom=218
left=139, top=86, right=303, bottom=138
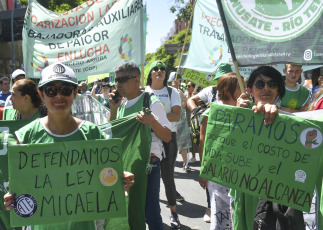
left=159, top=154, right=211, bottom=230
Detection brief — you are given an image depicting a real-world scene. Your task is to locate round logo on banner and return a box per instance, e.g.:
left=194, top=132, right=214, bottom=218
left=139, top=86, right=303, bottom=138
left=14, top=194, right=38, bottom=218
left=209, top=45, right=223, bottom=66
left=300, top=127, right=322, bottom=149
left=222, top=1, right=323, bottom=42
left=100, top=168, right=118, bottom=186
left=118, top=35, right=133, bottom=61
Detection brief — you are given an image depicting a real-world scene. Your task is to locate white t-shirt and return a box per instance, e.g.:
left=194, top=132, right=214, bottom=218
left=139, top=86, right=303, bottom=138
left=122, top=92, right=171, bottom=160
left=145, top=86, right=181, bottom=132
left=198, top=86, right=218, bottom=106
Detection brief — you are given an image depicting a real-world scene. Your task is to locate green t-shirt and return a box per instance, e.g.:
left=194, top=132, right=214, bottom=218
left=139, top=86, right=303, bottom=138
left=117, top=92, right=159, bottom=118
left=281, top=84, right=310, bottom=109
left=15, top=118, right=107, bottom=230
left=3, top=106, right=41, bottom=121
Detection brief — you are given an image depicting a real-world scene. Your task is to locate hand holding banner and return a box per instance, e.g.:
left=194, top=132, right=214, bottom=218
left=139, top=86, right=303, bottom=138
left=200, top=104, right=323, bottom=212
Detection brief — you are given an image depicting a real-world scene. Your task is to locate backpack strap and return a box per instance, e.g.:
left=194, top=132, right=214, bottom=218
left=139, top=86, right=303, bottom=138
left=143, top=91, right=154, bottom=109
left=211, top=86, right=217, bottom=102
left=167, top=86, right=172, bottom=100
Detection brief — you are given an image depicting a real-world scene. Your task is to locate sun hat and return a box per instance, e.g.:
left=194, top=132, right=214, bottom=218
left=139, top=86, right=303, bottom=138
left=168, top=72, right=182, bottom=82
left=11, top=69, right=25, bottom=80
left=149, top=61, right=166, bottom=74
left=39, top=62, right=78, bottom=88
left=214, top=63, right=233, bottom=80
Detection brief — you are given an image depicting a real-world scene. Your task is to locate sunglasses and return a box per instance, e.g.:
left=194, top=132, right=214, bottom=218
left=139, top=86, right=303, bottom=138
left=186, top=85, right=191, bottom=88
left=115, top=76, right=137, bottom=83
left=255, top=80, right=277, bottom=89
left=152, top=67, right=166, bottom=72
left=43, top=85, right=75, bottom=97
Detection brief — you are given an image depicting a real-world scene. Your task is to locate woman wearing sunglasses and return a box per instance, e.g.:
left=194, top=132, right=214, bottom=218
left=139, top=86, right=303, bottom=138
left=146, top=61, right=182, bottom=229
left=3, top=78, right=46, bottom=121
left=234, top=66, right=304, bottom=230
left=4, top=62, right=134, bottom=230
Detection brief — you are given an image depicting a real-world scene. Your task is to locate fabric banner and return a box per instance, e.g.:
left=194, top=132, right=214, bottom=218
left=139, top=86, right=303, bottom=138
left=0, top=120, right=34, bottom=230
left=8, top=139, right=126, bottom=227
left=23, top=0, right=144, bottom=78
left=182, top=68, right=217, bottom=87
left=184, top=0, right=231, bottom=74
left=72, top=94, right=110, bottom=125
left=219, top=0, right=323, bottom=66
left=99, top=113, right=151, bottom=230
left=200, top=104, right=323, bottom=212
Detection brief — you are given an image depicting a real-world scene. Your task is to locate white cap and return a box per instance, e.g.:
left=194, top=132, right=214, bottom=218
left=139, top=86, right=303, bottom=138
left=39, top=62, right=78, bottom=88
left=11, top=69, right=25, bottom=80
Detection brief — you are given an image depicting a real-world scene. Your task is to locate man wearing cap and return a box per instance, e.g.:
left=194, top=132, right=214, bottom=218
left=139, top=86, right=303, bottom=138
left=109, top=62, right=171, bottom=230
left=4, top=69, right=26, bottom=107
left=186, top=62, right=233, bottom=223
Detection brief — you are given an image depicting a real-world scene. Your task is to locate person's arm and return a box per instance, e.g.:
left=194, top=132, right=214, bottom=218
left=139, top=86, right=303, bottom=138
left=136, top=109, right=171, bottom=143
left=108, top=90, right=122, bottom=122
left=198, top=117, right=208, bottom=189
left=179, top=90, right=187, bottom=109
left=187, top=94, right=201, bottom=111
left=90, top=82, right=99, bottom=100
left=167, top=105, right=181, bottom=122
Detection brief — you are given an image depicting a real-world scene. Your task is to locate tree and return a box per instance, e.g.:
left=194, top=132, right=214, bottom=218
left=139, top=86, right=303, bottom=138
left=170, top=0, right=194, bottom=27
left=18, top=0, right=87, bottom=13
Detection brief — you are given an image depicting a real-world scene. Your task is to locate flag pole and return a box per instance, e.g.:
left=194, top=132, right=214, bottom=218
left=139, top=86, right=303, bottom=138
left=176, top=1, right=196, bottom=81
left=216, top=0, right=245, bottom=93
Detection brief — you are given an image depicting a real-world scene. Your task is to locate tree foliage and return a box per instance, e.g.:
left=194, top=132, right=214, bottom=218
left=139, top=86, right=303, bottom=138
left=170, top=0, right=194, bottom=24
left=18, top=0, right=87, bottom=12
left=145, top=28, right=191, bottom=73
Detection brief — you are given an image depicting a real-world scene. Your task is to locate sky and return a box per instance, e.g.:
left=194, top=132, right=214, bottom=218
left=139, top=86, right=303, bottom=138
left=145, top=0, right=177, bottom=54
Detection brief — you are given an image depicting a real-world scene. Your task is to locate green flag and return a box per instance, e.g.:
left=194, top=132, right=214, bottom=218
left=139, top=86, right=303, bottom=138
left=200, top=104, right=323, bottom=212
left=8, top=139, right=125, bottom=227
left=182, top=68, right=217, bottom=87
left=99, top=113, right=151, bottom=230
left=217, top=0, right=323, bottom=66
left=0, top=120, right=35, bottom=230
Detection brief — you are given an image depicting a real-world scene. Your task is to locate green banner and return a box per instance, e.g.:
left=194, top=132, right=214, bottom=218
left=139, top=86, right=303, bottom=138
left=0, top=120, right=34, bottom=230
left=200, top=104, right=323, bottom=212
left=182, top=68, right=217, bottom=87
left=8, top=139, right=126, bottom=227
left=23, top=0, right=145, bottom=78
left=219, top=0, right=323, bottom=66
left=99, top=113, right=151, bottom=230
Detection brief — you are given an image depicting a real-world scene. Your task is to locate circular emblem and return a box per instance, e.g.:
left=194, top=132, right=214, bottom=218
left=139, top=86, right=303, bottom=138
left=118, top=35, right=133, bottom=60
left=223, top=1, right=323, bottom=42
left=14, top=194, right=38, bottom=218
left=300, top=127, right=322, bottom=149
left=209, top=45, right=223, bottom=66
left=99, top=168, right=118, bottom=186
left=53, top=64, right=65, bottom=73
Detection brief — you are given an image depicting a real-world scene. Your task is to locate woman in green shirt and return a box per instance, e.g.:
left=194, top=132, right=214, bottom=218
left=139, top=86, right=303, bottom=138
left=4, top=63, right=134, bottom=230
left=3, top=78, right=46, bottom=121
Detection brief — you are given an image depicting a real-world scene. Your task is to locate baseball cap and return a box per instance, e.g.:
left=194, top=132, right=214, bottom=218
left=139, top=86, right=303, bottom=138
left=11, top=69, right=25, bottom=80
left=168, top=72, right=182, bottom=82
left=39, top=62, right=78, bottom=88
left=149, top=61, right=166, bottom=73
left=214, top=63, right=233, bottom=80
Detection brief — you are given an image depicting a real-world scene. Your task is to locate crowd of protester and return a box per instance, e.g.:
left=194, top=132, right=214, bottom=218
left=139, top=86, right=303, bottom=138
left=0, top=60, right=322, bottom=230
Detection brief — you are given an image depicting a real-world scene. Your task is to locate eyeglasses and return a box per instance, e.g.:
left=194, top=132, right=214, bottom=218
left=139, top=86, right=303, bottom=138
left=255, top=80, right=277, bottom=89
left=115, top=76, right=137, bottom=83
left=43, top=85, right=75, bottom=97
left=152, top=67, right=166, bottom=72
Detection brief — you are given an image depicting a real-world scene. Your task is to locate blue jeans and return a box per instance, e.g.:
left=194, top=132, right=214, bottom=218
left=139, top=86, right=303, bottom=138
left=145, top=160, right=163, bottom=230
